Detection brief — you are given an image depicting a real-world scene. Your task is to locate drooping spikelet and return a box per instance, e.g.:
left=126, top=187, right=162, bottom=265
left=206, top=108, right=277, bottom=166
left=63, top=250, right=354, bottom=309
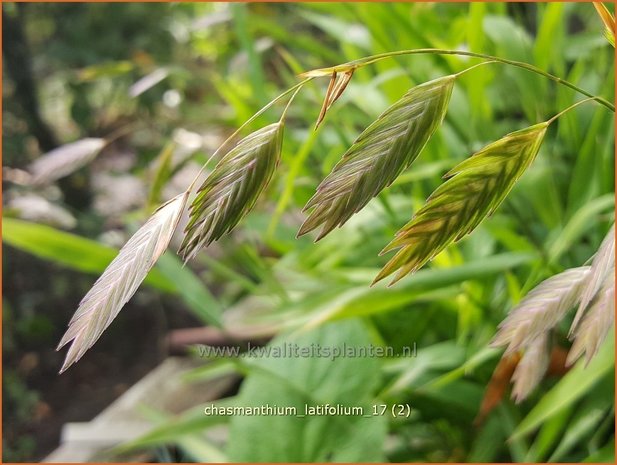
left=375, top=122, right=548, bottom=285
left=179, top=123, right=284, bottom=262
left=567, top=269, right=615, bottom=366
left=299, top=75, right=455, bottom=241
left=57, top=193, right=188, bottom=373
left=570, top=224, right=615, bottom=332
left=491, top=266, right=590, bottom=354
left=511, top=333, right=550, bottom=403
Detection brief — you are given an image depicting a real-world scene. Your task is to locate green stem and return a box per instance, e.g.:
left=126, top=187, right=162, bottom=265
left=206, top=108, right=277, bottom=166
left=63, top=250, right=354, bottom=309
left=454, top=60, right=498, bottom=78
left=546, top=97, right=597, bottom=124
left=185, top=77, right=313, bottom=193
left=303, top=49, right=615, bottom=113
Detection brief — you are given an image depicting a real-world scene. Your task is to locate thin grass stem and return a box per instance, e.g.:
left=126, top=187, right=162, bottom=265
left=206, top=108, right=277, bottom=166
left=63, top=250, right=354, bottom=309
left=302, top=49, right=615, bottom=113
left=186, top=77, right=313, bottom=193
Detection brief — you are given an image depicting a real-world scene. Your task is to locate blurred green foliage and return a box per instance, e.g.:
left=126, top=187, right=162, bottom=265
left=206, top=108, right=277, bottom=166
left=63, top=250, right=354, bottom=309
left=3, top=2, right=614, bottom=462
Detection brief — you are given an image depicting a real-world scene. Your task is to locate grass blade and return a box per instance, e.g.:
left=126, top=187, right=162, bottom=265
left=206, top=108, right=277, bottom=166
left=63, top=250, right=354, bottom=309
left=2, top=217, right=175, bottom=292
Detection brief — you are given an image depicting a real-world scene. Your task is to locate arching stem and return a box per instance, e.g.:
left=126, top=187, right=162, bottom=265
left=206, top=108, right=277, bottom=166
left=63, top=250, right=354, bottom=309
left=185, top=77, right=313, bottom=193
left=301, top=49, right=615, bottom=113
left=546, top=97, right=597, bottom=125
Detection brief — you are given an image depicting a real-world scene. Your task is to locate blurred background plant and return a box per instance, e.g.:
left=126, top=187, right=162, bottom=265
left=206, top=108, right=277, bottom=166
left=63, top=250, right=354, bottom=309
left=2, top=2, right=614, bottom=462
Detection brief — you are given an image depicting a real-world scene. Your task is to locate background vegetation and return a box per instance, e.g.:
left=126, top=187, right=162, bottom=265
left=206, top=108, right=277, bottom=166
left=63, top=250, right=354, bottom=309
left=3, top=2, right=614, bottom=462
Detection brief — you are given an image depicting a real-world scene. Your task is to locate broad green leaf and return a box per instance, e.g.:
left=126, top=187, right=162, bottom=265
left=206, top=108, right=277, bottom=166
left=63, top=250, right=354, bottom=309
left=227, top=320, right=385, bottom=462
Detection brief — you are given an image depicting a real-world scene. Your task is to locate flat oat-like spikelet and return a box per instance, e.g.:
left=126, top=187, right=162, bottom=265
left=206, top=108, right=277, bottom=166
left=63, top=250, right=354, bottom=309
left=57, top=192, right=188, bottom=373
left=298, top=75, right=455, bottom=241
left=567, top=269, right=615, bottom=366
left=570, top=224, right=615, bottom=332
left=179, top=122, right=284, bottom=262
left=511, top=333, right=550, bottom=403
left=28, top=138, right=106, bottom=186
left=375, top=122, right=548, bottom=285
left=491, top=266, right=590, bottom=354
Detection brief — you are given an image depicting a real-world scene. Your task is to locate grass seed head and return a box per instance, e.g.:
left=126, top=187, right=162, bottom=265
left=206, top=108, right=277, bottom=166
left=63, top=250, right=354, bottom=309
left=179, top=122, right=284, bottom=262
left=57, top=192, right=188, bottom=373
left=567, top=269, right=615, bottom=366
left=570, top=223, right=615, bottom=332
left=374, top=122, right=548, bottom=285
left=511, top=333, right=550, bottom=403
left=299, top=75, right=456, bottom=241
left=491, top=266, right=590, bottom=354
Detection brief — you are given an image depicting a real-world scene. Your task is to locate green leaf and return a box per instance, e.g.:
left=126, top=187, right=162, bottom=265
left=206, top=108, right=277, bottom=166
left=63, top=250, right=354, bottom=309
left=304, top=252, right=536, bottom=326
left=300, top=11, right=371, bottom=49
left=525, top=406, right=572, bottom=462
left=468, top=414, right=507, bottom=462
left=147, top=142, right=175, bottom=210
left=3, top=217, right=174, bottom=292
left=226, top=320, right=385, bottom=462
left=156, top=252, right=222, bottom=327
left=549, top=402, right=611, bottom=461
left=534, top=3, right=565, bottom=74
left=299, top=75, right=455, bottom=240
left=547, top=194, right=614, bottom=263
